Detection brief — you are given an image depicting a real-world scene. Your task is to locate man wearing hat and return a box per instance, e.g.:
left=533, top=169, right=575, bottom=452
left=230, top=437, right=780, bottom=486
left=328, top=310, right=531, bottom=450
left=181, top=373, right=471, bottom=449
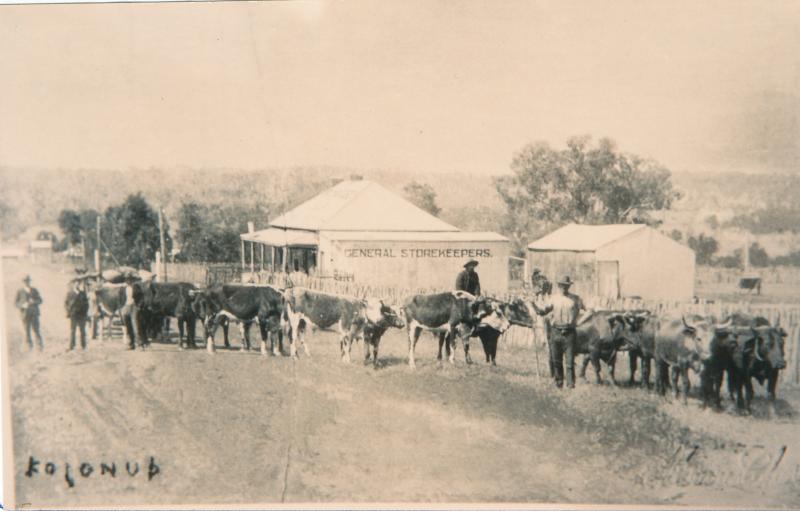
left=65, top=277, right=90, bottom=350
left=530, top=275, right=586, bottom=389
left=455, top=259, right=481, bottom=297
left=15, top=275, right=44, bottom=351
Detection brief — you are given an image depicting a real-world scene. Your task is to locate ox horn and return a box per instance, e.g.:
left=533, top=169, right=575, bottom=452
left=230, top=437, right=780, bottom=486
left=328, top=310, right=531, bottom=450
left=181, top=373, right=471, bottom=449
left=682, top=315, right=697, bottom=332
left=775, top=312, right=781, bottom=328
left=714, top=317, right=732, bottom=333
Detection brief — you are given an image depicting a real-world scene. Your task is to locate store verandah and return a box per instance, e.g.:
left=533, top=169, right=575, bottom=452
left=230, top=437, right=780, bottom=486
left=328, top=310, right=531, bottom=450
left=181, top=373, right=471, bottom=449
left=240, top=226, right=318, bottom=277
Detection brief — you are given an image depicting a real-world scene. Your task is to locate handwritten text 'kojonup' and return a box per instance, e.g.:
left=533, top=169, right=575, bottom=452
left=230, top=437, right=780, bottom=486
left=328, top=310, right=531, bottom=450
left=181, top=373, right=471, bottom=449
left=24, top=456, right=160, bottom=488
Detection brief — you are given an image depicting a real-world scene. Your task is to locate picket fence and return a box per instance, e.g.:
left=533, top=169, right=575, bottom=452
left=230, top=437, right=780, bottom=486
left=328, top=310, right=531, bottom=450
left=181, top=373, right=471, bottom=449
left=159, top=263, right=800, bottom=386
left=153, top=262, right=240, bottom=286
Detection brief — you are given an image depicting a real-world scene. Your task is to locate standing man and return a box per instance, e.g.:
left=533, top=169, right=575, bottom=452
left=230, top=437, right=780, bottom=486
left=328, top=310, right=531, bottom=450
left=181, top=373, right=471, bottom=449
left=530, top=268, right=552, bottom=297
left=455, top=259, right=482, bottom=363
left=121, top=275, right=145, bottom=350
left=65, top=277, right=90, bottom=350
left=455, top=259, right=481, bottom=296
left=530, top=276, right=585, bottom=389
left=530, top=268, right=554, bottom=377
left=15, top=275, right=44, bottom=351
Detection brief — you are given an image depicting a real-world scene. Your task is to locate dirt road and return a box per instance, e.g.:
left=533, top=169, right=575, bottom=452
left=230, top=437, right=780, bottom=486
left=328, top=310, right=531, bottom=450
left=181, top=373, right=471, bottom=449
left=3, top=260, right=799, bottom=507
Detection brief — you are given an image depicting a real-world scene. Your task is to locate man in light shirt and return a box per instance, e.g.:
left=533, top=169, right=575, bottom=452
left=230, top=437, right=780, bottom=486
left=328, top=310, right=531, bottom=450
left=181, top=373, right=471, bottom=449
left=531, top=275, right=585, bottom=389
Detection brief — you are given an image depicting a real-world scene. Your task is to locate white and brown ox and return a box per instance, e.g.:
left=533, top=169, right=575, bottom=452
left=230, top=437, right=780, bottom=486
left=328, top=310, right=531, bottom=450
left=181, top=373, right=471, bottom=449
left=282, top=287, right=403, bottom=362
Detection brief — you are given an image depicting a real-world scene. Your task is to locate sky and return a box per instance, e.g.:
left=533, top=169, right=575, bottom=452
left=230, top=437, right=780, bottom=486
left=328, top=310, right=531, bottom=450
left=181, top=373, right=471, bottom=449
left=0, top=0, right=798, bottom=175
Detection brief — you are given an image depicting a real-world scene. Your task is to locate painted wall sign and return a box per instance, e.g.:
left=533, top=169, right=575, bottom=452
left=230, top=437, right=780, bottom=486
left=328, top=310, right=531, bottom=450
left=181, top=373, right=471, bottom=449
left=343, top=248, right=493, bottom=258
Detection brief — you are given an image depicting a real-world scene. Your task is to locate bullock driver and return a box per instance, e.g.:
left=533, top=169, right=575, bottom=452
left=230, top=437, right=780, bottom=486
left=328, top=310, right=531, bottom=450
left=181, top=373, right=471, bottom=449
left=455, top=259, right=481, bottom=297
left=15, top=275, right=44, bottom=351
left=530, top=276, right=585, bottom=389
left=65, top=277, right=90, bottom=351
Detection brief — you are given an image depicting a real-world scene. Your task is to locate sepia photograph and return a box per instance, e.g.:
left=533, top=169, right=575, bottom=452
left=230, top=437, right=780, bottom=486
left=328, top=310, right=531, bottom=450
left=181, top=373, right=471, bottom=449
left=1, top=0, right=799, bottom=508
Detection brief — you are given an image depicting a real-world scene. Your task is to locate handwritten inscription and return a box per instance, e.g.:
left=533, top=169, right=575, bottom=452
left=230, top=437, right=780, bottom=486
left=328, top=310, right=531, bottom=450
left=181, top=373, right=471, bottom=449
left=344, top=248, right=492, bottom=258
left=24, top=456, right=160, bottom=488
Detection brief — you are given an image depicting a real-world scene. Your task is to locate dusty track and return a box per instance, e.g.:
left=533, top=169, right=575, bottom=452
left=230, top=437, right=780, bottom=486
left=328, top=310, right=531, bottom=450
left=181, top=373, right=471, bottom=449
left=3, top=260, right=799, bottom=507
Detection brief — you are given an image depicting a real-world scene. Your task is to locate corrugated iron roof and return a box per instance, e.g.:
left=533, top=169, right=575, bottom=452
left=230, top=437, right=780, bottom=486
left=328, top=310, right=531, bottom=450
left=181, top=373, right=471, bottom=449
left=322, top=231, right=508, bottom=242
left=527, top=223, right=647, bottom=252
left=269, top=180, right=460, bottom=232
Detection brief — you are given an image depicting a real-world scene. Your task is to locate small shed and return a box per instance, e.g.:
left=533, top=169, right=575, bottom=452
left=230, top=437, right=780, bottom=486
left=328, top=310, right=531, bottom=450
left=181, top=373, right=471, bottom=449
left=29, top=239, right=54, bottom=264
left=240, top=179, right=511, bottom=293
left=527, top=223, right=695, bottom=301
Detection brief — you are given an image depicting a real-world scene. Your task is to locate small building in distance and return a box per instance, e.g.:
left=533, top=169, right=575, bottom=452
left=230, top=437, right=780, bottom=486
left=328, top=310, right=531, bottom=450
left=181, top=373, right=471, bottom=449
left=240, top=179, right=511, bottom=294
left=527, top=223, right=695, bottom=301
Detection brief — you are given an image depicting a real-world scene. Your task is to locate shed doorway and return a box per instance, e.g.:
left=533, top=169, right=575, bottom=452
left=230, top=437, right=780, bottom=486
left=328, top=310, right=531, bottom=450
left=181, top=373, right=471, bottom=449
left=597, top=260, right=620, bottom=299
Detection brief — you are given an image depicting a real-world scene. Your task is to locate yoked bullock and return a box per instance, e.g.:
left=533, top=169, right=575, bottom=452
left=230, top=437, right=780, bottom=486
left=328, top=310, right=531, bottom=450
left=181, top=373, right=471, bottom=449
left=706, top=313, right=787, bottom=413
left=624, top=312, right=730, bottom=404
left=134, top=280, right=199, bottom=349
left=402, top=291, right=502, bottom=369
left=90, top=281, right=139, bottom=348
left=282, top=287, right=405, bottom=362
left=190, top=284, right=284, bottom=354
left=501, top=300, right=635, bottom=382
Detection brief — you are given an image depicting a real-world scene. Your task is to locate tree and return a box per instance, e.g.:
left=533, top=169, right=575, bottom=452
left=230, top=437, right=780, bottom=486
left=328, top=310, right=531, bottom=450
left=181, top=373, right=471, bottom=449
left=176, top=201, right=270, bottom=263
left=0, top=191, right=15, bottom=238
left=668, top=229, right=683, bottom=242
left=715, top=249, right=742, bottom=269
left=687, top=234, right=719, bottom=265
left=494, top=136, right=679, bottom=250
left=748, top=242, right=769, bottom=267
left=58, top=210, right=83, bottom=245
left=103, top=193, right=168, bottom=268
left=57, top=208, right=100, bottom=261
left=404, top=181, right=441, bottom=217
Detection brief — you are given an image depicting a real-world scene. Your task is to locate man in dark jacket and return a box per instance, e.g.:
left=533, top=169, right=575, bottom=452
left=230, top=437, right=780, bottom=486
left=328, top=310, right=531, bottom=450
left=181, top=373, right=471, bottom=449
left=455, top=260, right=481, bottom=296
left=65, top=277, right=90, bottom=350
left=15, top=275, right=44, bottom=351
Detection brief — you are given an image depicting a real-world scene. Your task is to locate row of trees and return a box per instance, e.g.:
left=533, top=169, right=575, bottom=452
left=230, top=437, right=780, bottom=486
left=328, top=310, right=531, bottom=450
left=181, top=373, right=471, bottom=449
left=684, top=233, right=779, bottom=269
left=57, top=193, right=275, bottom=267
left=57, top=194, right=172, bottom=269
left=55, top=179, right=437, bottom=268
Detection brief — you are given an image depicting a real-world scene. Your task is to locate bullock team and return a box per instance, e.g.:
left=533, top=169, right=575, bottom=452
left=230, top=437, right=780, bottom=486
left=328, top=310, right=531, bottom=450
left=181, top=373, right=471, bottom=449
left=58, top=266, right=788, bottom=416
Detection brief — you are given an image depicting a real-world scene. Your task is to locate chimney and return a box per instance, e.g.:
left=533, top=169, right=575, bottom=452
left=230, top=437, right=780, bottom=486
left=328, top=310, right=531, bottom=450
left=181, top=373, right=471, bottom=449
left=247, top=221, right=255, bottom=233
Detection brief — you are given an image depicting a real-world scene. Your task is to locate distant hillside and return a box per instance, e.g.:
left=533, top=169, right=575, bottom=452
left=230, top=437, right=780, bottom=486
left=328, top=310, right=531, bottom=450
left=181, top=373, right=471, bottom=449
left=0, top=167, right=504, bottom=240
left=2, top=167, right=799, bottom=260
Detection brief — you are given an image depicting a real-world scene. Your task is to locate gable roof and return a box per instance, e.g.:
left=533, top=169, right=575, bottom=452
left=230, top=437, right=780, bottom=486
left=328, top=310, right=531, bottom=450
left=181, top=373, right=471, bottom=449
left=527, top=223, right=647, bottom=252
left=269, top=179, right=460, bottom=232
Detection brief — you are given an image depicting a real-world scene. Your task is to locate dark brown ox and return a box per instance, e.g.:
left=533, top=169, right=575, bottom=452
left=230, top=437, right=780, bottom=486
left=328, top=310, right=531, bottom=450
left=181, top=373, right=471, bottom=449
left=402, top=291, right=492, bottom=369
left=135, top=281, right=199, bottom=349
left=497, top=300, right=632, bottom=378
left=575, top=311, right=634, bottom=385
left=191, top=284, right=284, bottom=354
left=723, top=313, right=787, bottom=413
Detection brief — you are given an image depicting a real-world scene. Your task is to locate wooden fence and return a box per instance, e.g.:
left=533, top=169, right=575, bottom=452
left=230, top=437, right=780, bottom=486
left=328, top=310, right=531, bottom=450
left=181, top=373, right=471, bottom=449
left=697, top=266, right=800, bottom=285
left=150, top=262, right=241, bottom=286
